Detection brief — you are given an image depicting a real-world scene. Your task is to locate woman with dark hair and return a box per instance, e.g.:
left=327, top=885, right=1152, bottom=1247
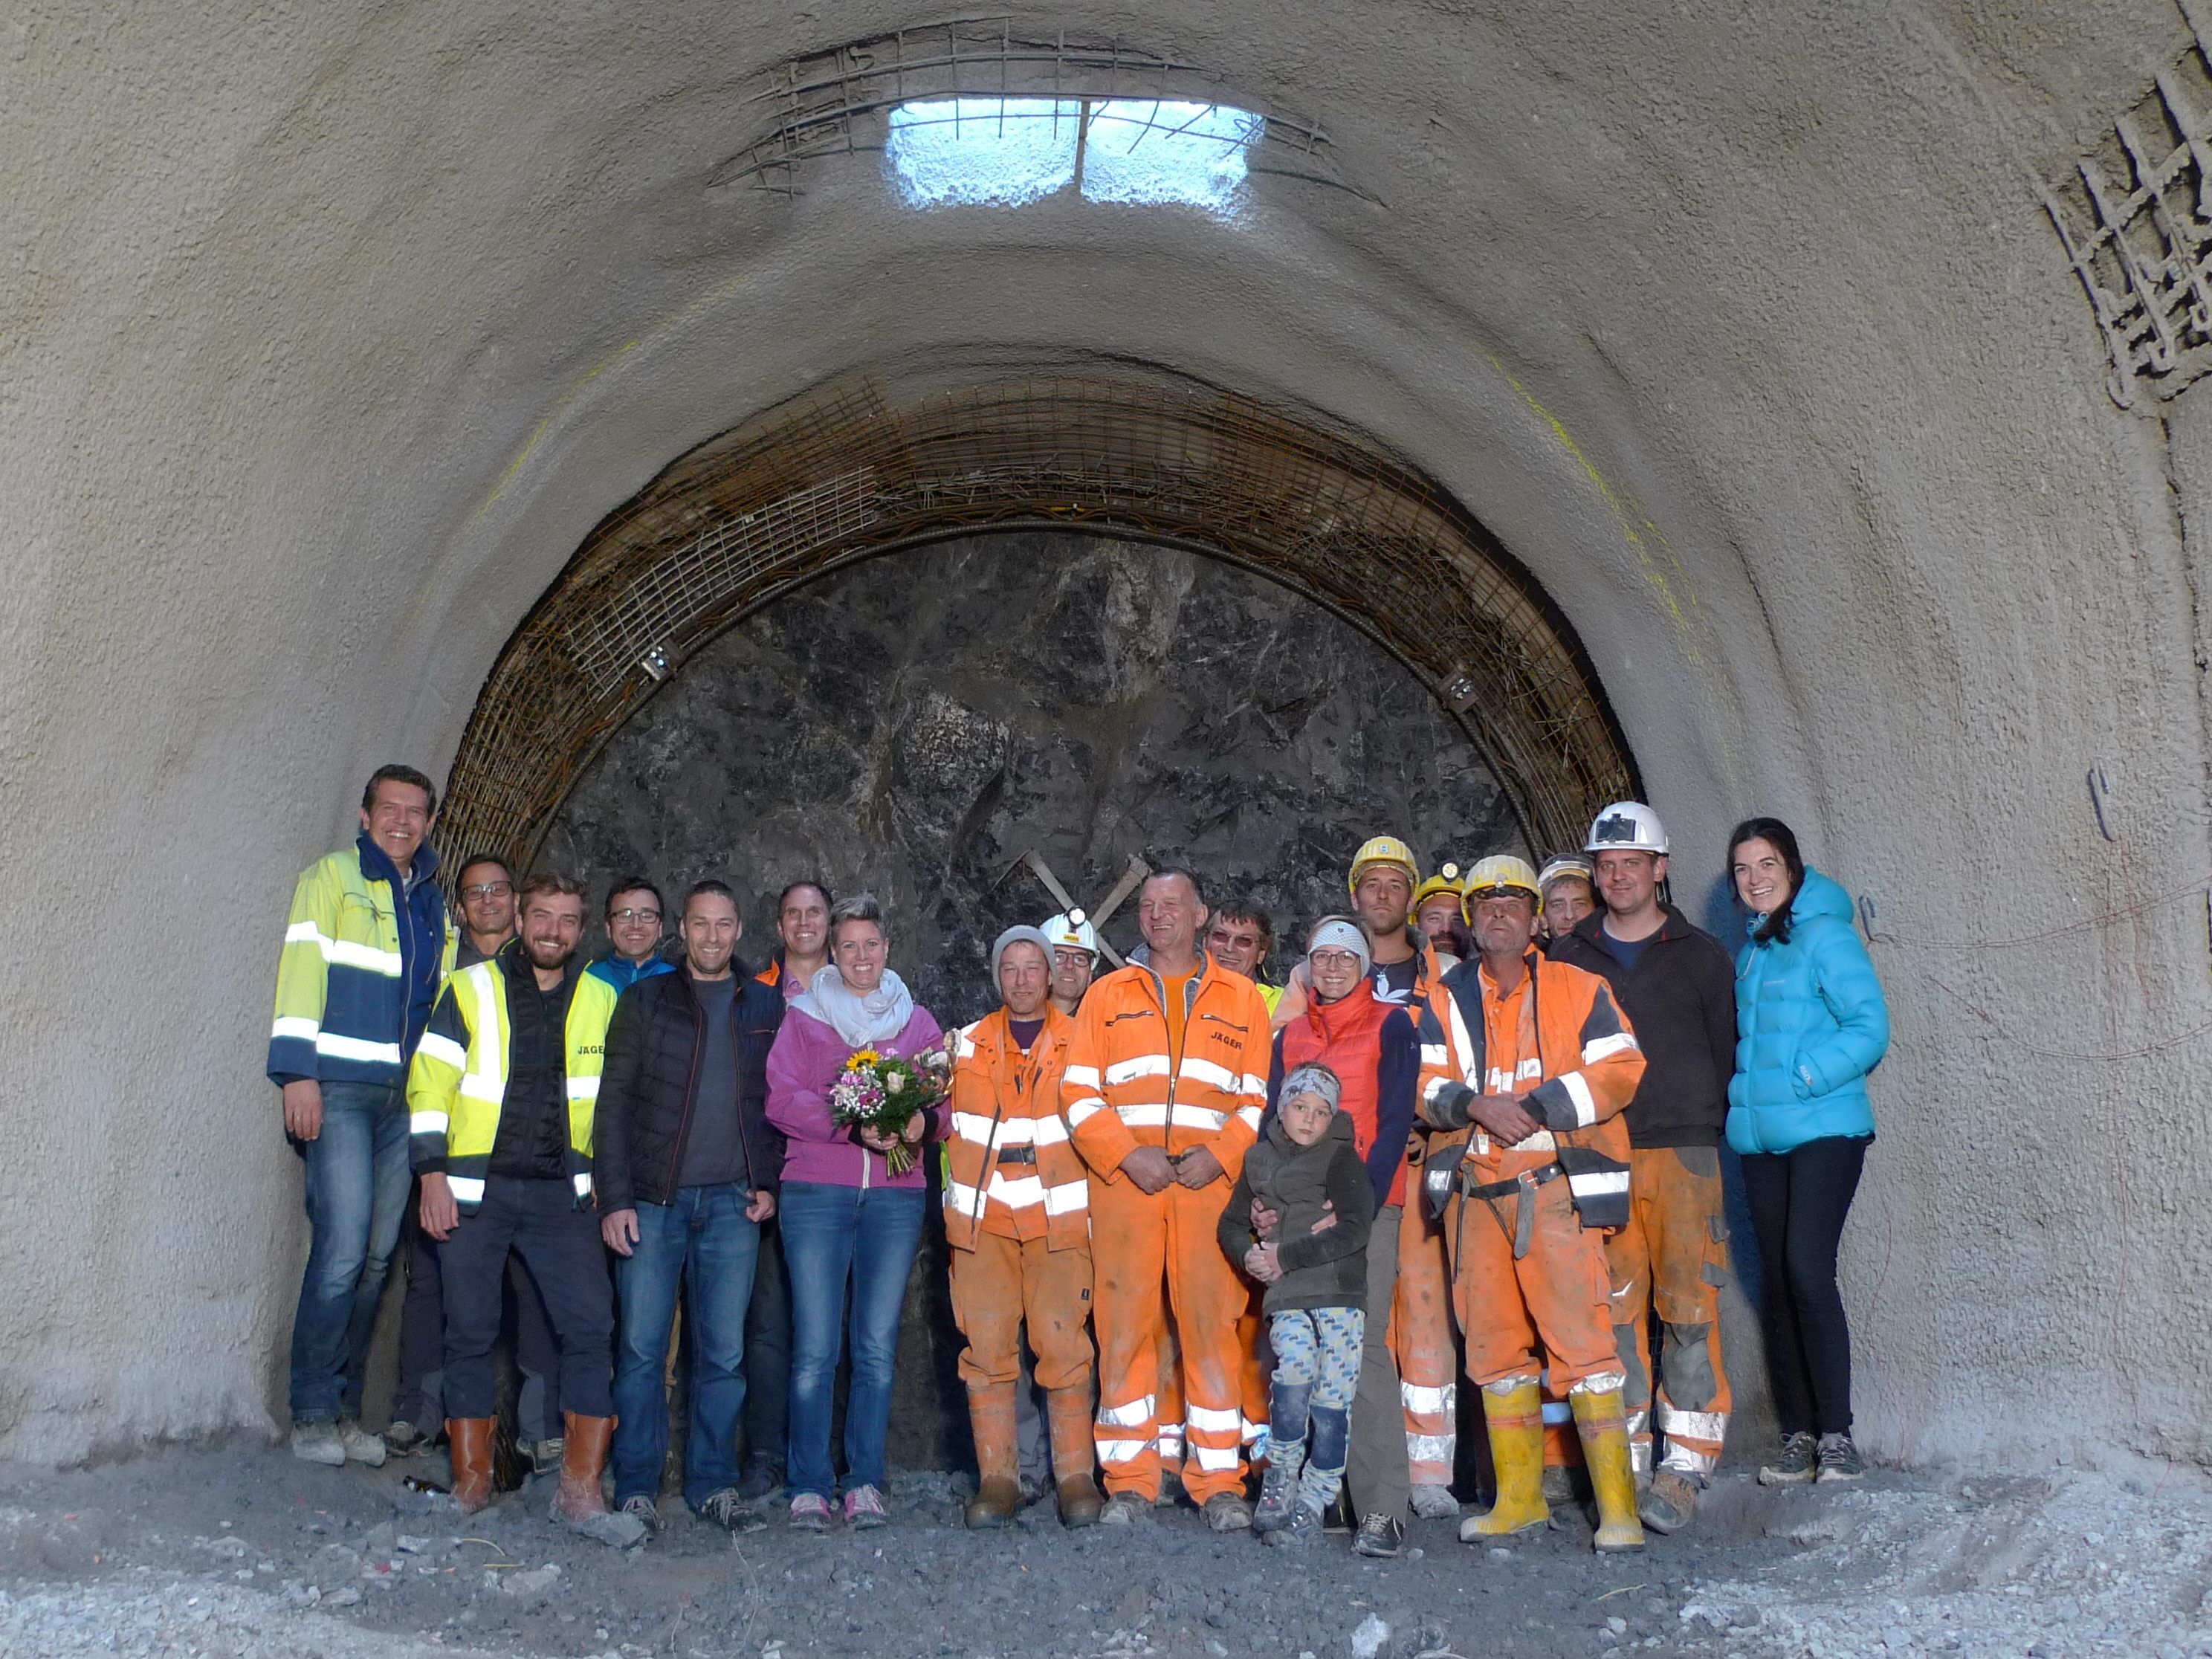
left=1724, top=818, right=1890, bottom=1487
left=766, top=893, right=945, bottom=1531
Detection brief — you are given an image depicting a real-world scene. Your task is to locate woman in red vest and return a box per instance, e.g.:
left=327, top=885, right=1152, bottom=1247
left=1266, top=916, right=1421, bottom=1556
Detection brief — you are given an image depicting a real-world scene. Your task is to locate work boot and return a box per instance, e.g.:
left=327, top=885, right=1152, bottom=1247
left=530, top=1435, right=565, bottom=1480
left=289, top=1421, right=344, bottom=1468
left=444, top=1418, right=496, bottom=1515
left=1569, top=1388, right=1646, bottom=1553
left=1639, top=1466, right=1701, bottom=1534
left=737, top=1460, right=783, bottom=1501
left=964, top=1382, right=1021, bottom=1530
left=336, top=1421, right=387, bottom=1466
left=1203, top=1491, right=1255, bottom=1533
left=1252, top=1455, right=1301, bottom=1535
left=1409, top=1482, right=1460, bottom=1521
left=1461, top=1380, right=1548, bottom=1541
left=384, top=1419, right=429, bottom=1458
left=551, top=1414, right=647, bottom=1547
left=1044, top=1387, right=1103, bottom=1528
left=1098, top=1491, right=1149, bottom=1526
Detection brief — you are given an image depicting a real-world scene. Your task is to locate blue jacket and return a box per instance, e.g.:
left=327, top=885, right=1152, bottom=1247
left=1725, top=868, right=1890, bottom=1155
left=585, top=950, right=676, bottom=995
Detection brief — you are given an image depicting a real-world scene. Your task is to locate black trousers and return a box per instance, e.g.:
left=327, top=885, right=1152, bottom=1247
left=440, top=1177, right=613, bottom=1420
left=742, top=1215, right=792, bottom=1472
left=395, top=1191, right=566, bottom=1435
left=1739, top=1135, right=1869, bottom=1437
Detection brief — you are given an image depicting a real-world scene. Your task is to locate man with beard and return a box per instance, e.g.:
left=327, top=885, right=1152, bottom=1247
left=408, top=874, right=641, bottom=1545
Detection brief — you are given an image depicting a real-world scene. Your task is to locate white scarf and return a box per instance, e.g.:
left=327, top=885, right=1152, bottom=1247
left=798, top=963, right=916, bottom=1050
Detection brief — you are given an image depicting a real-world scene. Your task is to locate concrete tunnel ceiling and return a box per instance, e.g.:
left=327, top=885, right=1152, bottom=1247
left=11, top=0, right=2212, bottom=1470
left=442, top=374, right=1638, bottom=870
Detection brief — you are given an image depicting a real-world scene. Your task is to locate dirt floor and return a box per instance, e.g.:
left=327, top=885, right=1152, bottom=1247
left=0, top=1442, right=2208, bottom=1659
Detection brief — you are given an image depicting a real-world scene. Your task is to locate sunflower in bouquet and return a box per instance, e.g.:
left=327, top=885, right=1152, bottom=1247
left=830, top=1045, right=951, bottom=1176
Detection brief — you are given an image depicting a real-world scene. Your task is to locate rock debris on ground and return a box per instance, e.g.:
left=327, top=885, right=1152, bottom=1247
left=0, top=1443, right=2205, bottom=1658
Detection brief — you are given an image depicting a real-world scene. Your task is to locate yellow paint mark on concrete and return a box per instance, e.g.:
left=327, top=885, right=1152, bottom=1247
left=1481, top=349, right=1707, bottom=664
left=470, top=271, right=755, bottom=521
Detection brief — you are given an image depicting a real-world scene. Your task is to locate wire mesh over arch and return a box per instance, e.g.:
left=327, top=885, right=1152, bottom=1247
left=437, top=374, right=1639, bottom=868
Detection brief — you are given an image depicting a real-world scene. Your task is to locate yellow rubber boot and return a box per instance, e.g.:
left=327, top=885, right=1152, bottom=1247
left=1571, top=1386, right=1647, bottom=1553
left=1461, top=1380, right=1550, bottom=1541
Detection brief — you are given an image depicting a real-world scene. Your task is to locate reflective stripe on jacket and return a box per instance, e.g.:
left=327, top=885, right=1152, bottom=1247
left=1061, top=954, right=1272, bottom=1182
left=944, top=1005, right=1086, bottom=1250
left=268, top=837, right=456, bottom=1087
left=406, top=957, right=618, bottom=1212
left=1414, top=951, right=1645, bottom=1223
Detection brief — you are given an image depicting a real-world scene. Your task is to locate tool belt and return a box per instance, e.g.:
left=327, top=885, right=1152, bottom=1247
left=1467, top=1162, right=1563, bottom=1260
left=1422, top=1134, right=1631, bottom=1239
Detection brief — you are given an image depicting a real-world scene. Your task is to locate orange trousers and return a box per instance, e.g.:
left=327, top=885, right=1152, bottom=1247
left=948, top=1232, right=1096, bottom=1394
left=1605, top=1145, right=1732, bottom=1479
left=1089, top=1174, right=1252, bottom=1503
left=1447, top=1174, right=1620, bottom=1391
left=1390, top=1197, right=1458, bottom=1487
left=1157, top=1304, right=1183, bottom=1469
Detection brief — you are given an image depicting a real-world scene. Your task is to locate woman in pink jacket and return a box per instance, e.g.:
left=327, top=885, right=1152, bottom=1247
left=766, top=893, right=945, bottom=1531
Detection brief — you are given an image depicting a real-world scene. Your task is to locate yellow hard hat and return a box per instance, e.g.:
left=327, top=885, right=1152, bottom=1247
left=1461, top=853, right=1544, bottom=915
left=1347, top=835, right=1422, bottom=898
left=1411, top=861, right=1465, bottom=908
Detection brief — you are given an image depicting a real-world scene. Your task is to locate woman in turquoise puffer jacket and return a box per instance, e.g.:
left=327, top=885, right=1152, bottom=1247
left=1725, top=817, right=1889, bottom=1493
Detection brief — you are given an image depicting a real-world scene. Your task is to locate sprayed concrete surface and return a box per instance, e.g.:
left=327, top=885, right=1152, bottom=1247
left=4, top=0, right=2212, bottom=1481
left=1, top=1447, right=2208, bottom=1658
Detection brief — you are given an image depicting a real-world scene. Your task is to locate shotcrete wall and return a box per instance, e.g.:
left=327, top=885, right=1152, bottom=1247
left=4, top=0, right=2210, bottom=1466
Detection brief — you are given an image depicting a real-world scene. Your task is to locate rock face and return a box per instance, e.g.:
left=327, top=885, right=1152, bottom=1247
left=543, top=531, right=1525, bottom=1004
left=542, top=529, right=1525, bottom=1473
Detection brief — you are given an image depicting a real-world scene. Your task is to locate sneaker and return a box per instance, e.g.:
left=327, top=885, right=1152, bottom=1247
left=289, top=1421, right=345, bottom=1467
left=1638, top=1467, right=1701, bottom=1534
left=335, top=1420, right=386, bottom=1467
left=384, top=1419, right=428, bottom=1458
left=1759, top=1432, right=1820, bottom=1486
left=529, top=1437, right=564, bottom=1479
left=696, top=1487, right=763, bottom=1532
left=738, top=1462, right=783, bottom=1502
left=1252, top=1461, right=1299, bottom=1535
left=1263, top=1501, right=1322, bottom=1547
left=620, top=1495, right=662, bottom=1532
left=1098, top=1492, right=1148, bottom=1526
left=1324, top=1487, right=1355, bottom=1534
left=789, top=1493, right=832, bottom=1532
left=1354, top=1512, right=1408, bottom=1558
left=1409, top=1482, right=1461, bottom=1521
left=1203, top=1491, right=1254, bottom=1533
left=843, top=1485, right=888, bottom=1529
left=1815, top=1432, right=1864, bottom=1483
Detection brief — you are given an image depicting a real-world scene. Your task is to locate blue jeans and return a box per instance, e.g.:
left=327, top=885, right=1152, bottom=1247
left=611, top=1185, right=763, bottom=1508
left=779, top=1182, right=926, bottom=1498
left=288, top=1081, right=413, bottom=1421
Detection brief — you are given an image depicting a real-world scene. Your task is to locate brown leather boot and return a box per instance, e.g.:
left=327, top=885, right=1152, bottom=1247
left=964, top=1382, right=1021, bottom=1530
left=552, top=1413, right=614, bottom=1524
left=1047, top=1385, right=1104, bottom=1529
left=444, top=1418, right=495, bottom=1515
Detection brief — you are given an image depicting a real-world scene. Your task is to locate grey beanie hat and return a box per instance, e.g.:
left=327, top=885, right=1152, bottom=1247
left=1306, top=916, right=1373, bottom=972
left=991, top=925, right=1056, bottom=982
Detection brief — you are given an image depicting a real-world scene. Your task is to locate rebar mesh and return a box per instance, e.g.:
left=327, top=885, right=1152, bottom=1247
left=439, top=376, right=1637, bottom=868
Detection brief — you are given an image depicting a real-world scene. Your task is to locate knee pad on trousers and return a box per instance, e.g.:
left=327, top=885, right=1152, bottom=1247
left=1271, top=1382, right=1312, bottom=1446
left=1309, top=1405, right=1349, bottom=1475
left=1660, top=1322, right=1719, bottom=1410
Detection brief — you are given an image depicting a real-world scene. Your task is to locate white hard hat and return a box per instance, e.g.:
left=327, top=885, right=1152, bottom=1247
left=1585, top=801, right=1669, bottom=856
left=1041, top=908, right=1100, bottom=957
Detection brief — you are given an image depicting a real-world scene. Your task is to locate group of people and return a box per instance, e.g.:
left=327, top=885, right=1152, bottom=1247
left=271, top=764, right=1892, bottom=1557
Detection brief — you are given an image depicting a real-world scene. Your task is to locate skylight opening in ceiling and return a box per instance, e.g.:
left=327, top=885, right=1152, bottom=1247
left=885, top=97, right=1264, bottom=217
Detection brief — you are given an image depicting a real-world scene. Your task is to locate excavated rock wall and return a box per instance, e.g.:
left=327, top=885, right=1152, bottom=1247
left=4, top=0, right=2211, bottom=1469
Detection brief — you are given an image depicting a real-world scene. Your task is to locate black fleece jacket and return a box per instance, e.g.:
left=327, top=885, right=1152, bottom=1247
left=1217, top=1113, right=1375, bottom=1313
left=594, top=961, right=786, bottom=1210
left=1548, top=905, right=1737, bottom=1148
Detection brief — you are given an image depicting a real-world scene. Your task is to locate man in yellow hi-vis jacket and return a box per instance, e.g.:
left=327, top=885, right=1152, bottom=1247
left=407, top=873, right=639, bottom=1547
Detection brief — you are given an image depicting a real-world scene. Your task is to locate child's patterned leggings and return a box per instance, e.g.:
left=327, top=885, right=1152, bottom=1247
left=1267, top=1305, right=1365, bottom=1513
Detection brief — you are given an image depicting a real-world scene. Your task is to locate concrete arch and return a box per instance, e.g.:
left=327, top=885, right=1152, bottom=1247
left=442, top=373, right=1637, bottom=869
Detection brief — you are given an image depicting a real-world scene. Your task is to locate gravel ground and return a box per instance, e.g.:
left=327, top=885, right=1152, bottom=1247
left=0, top=1441, right=2205, bottom=1658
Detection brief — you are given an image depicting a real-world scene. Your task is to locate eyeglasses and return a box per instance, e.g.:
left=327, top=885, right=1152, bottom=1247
left=609, top=908, right=662, bottom=925
left=460, top=882, right=512, bottom=900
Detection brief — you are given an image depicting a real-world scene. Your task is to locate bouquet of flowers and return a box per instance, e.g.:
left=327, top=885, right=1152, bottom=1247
left=830, top=1046, right=950, bottom=1176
